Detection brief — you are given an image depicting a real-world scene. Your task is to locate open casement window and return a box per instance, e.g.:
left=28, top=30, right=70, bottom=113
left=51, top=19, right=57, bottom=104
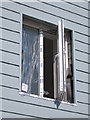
left=54, top=21, right=74, bottom=103
left=20, top=15, right=74, bottom=103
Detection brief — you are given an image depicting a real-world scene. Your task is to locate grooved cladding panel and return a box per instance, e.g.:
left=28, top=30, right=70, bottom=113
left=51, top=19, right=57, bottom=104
left=0, top=0, right=89, bottom=119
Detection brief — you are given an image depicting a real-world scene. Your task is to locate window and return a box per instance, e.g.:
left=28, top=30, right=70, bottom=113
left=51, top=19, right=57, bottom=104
left=20, top=15, right=75, bottom=103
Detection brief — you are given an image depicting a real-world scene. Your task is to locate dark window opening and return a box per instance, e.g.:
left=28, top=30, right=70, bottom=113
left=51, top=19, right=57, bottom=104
left=21, top=15, right=74, bottom=103
left=64, top=29, right=74, bottom=103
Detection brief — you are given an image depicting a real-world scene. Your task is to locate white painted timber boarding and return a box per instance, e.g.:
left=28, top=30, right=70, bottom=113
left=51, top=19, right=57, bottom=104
left=0, top=86, right=88, bottom=115
left=2, top=63, right=19, bottom=77
left=0, top=39, right=20, bottom=54
left=1, top=1, right=88, bottom=36
left=0, top=0, right=89, bottom=119
left=2, top=111, right=31, bottom=118
left=49, top=0, right=88, bottom=18
left=1, top=7, right=20, bottom=22
left=23, top=1, right=88, bottom=27
left=0, top=29, right=20, bottom=43
left=0, top=17, right=20, bottom=33
left=1, top=51, right=20, bottom=65
left=1, top=99, right=87, bottom=118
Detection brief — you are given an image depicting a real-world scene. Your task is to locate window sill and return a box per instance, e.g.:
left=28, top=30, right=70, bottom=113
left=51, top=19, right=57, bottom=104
left=19, top=91, right=77, bottom=107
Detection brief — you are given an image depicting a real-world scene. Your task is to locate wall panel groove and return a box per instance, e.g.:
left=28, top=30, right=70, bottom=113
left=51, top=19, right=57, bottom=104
left=10, top=0, right=89, bottom=28
left=0, top=0, right=89, bottom=118
left=37, top=0, right=89, bottom=19
left=0, top=16, right=20, bottom=23
left=61, top=0, right=89, bottom=11
left=0, top=96, right=89, bottom=117
left=2, top=0, right=89, bottom=36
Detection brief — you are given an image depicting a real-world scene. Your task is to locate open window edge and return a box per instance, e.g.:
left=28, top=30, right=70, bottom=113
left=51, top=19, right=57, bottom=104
left=72, top=30, right=77, bottom=105
left=19, top=13, right=77, bottom=106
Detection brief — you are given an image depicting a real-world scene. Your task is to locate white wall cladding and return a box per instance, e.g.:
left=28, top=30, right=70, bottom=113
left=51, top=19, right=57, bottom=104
left=0, top=0, right=89, bottom=119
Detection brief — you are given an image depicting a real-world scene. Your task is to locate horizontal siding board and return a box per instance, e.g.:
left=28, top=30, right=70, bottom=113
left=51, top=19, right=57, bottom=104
left=22, top=3, right=88, bottom=36
left=77, top=92, right=89, bottom=104
left=64, top=0, right=89, bottom=10
left=2, top=1, right=89, bottom=37
left=76, top=81, right=88, bottom=94
left=0, top=7, right=20, bottom=22
left=21, top=2, right=88, bottom=36
left=47, top=0, right=89, bottom=18
left=0, top=74, right=2, bottom=85
left=0, top=87, right=88, bottom=117
left=0, top=39, right=20, bottom=54
left=76, top=61, right=88, bottom=73
left=75, top=41, right=88, bottom=53
left=1, top=51, right=19, bottom=65
left=0, top=0, right=89, bottom=118
left=0, top=17, right=20, bottom=32
left=0, top=12, right=2, bottom=24
left=0, top=73, right=89, bottom=94
left=0, top=1, right=2, bottom=7
left=73, top=1, right=88, bottom=10
left=2, top=63, right=19, bottom=77
left=0, top=29, right=20, bottom=43
left=2, top=1, right=20, bottom=14
left=1, top=99, right=88, bottom=118
left=23, top=1, right=88, bottom=27
left=76, top=71, right=88, bottom=83
left=75, top=32, right=88, bottom=44
left=0, top=40, right=2, bottom=50
left=2, top=111, right=30, bottom=118
left=0, top=112, right=2, bottom=120
left=0, top=63, right=2, bottom=73
left=1, top=74, right=19, bottom=89
left=75, top=51, right=88, bottom=63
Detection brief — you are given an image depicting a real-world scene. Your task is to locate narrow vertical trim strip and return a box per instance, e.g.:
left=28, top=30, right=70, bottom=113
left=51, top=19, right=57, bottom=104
left=19, top=13, right=23, bottom=92
left=40, top=30, right=44, bottom=97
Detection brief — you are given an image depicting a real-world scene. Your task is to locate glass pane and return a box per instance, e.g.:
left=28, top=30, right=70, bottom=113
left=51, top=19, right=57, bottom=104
left=21, top=25, right=40, bottom=96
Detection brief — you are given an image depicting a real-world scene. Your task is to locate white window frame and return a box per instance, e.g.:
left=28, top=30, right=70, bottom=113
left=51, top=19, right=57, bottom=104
left=19, top=13, right=77, bottom=106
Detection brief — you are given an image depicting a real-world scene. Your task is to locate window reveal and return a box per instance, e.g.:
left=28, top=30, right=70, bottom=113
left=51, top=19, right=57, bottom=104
left=20, top=15, right=74, bottom=103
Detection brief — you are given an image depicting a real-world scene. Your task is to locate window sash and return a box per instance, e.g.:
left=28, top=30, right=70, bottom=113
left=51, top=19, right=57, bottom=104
left=57, top=20, right=65, bottom=99
left=40, top=30, right=44, bottom=97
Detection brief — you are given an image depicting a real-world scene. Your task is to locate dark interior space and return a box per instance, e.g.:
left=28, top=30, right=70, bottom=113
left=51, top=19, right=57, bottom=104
left=43, top=37, right=54, bottom=99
